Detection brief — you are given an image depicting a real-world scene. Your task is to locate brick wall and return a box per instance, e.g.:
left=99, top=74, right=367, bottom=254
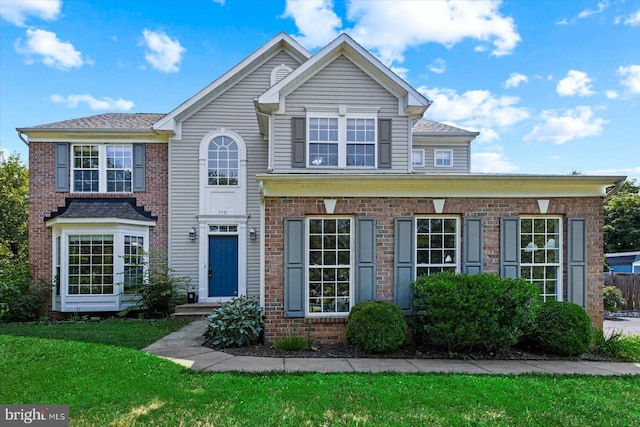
left=28, top=142, right=168, bottom=313
left=263, top=196, right=605, bottom=344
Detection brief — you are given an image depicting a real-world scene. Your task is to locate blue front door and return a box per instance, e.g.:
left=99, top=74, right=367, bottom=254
left=208, top=235, right=238, bottom=297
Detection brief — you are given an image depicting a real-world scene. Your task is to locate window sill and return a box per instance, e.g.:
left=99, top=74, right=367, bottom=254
left=305, top=316, right=348, bottom=324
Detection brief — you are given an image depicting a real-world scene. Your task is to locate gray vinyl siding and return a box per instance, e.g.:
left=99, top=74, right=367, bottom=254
left=272, top=55, right=409, bottom=173
left=169, top=50, right=302, bottom=297
left=412, top=144, right=470, bottom=173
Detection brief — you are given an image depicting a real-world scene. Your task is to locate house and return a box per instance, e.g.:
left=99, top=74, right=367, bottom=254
left=605, top=251, right=640, bottom=273
left=18, top=33, right=625, bottom=344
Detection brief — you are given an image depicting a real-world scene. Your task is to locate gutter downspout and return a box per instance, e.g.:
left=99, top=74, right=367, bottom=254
left=605, top=179, right=625, bottom=200
left=17, top=131, right=29, bottom=146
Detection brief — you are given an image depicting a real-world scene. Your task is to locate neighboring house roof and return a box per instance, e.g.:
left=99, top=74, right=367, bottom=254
left=412, top=119, right=478, bottom=136
left=18, top=113, right=165, bottom=131
left=606, top=254, right=639, bottom=266
left=45, top=198, right=157, bottom=224
left=154, top=32, right=311, bottom=132
left=256, top=33, right=431, bottom=116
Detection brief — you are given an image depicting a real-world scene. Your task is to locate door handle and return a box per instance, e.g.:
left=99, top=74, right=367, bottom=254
left=208, top=267, right=212, bottom=278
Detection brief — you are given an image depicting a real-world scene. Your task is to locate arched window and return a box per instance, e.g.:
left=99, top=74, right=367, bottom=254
left=208, top=136, right=238, bottom=185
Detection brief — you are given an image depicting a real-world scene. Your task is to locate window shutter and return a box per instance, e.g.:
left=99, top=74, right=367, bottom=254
left=355, top=217, right=376, bottom=303
left=394, top=217, right=414, bottom=313
left=378, top=119, right=391, bottom=169
left=132, top=143, right=146, bottom=192
left=284, top=218, right=305, bottom=317
left=55, top=142, right=70, bottom=192
left=463, top=217, right=483, bottom=274
left=500, top=217, right=520, bottom=278
left=291, top=117, right=306, bottom=168
left=567, top=218, right=587, bottom=308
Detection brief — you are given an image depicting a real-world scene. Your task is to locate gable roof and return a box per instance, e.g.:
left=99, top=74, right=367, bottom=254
left=256, top=33, right=431, bottom=116
left=154, top=32, right=311, bottom=132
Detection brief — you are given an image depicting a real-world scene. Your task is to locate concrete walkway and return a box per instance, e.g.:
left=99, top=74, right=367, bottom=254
left=142, top=321, right=640, bottom=375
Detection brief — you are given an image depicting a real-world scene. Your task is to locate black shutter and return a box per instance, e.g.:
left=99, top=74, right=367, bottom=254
left=500, top=217, right=520, bottom=278
left=378, top=119, right=391, bottom=168
left=394, top=217, right=414, bottom=313
left=132, top=143, right=146, bottom=192
left=567, top=218, right=587, bottom=307
left=355, top=217, right=376, bottom=303
left=292, top=117, right=306, bottom=168
left=463, top=217, right=483, bottom=274
left=55, top=142, right=69, bottom=192
left=284, top=218, right=305, bottom=317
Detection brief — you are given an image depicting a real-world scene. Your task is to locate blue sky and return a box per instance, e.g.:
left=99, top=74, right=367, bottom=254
left=1, top=0, right=639, bottom=180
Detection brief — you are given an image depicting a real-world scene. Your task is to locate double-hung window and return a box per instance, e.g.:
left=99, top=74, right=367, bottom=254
left=415, top=217, right=459, bottom=276
left=434, top=149, right=452, bottom=167
left=307, top=217, right=353, bottom=315
left=520, top=217, right=561, bottom=301
left=72, top=145, right=132, bottom=193
left=307, top=109, right=378, bottom=168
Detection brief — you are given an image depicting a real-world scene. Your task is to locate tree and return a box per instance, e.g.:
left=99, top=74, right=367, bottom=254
left=604, top=179, right=640, bottom=253
left=0, top=150, right=28, bottom=260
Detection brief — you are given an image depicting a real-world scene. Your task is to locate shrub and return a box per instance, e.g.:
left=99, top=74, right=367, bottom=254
left=411, top=272, right=540, bottom=354
left=603, top=286, right=626, bottom=312
left=527, top=301, right=593, bottom=356
left=592, top=329, right=640, bottom=362
left=121, top=250, right=188, bottom=318
left=274, top=334, right=309, bottom=351
left=204, top=296, right=263, bottom=349
left=0, top=260, right=46, bottom=322
left=345, top=300, right=407, bottom=353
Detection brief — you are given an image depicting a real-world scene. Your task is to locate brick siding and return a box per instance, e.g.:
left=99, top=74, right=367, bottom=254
left=28, top=142, right=168, bottom=314
left=263, top=196, right=605, bottom=345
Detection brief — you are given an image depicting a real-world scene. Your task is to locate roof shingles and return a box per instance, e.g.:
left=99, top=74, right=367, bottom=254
left=25, top=113, right=166, bottom=130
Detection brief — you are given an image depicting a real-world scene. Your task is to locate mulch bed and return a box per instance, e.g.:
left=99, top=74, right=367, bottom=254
left=216, top=342, right=609, bottom=361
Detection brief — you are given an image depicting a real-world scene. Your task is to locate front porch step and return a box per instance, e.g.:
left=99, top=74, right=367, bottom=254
left=173, top=303, right=222, bottom=319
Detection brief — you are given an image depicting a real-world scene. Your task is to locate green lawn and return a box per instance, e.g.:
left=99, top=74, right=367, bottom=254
left=0, top=320, right=638, bottom=426
left=0, top=317, right=192, bottom=349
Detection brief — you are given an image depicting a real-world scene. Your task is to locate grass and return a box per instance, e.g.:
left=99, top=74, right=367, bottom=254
left=0, top=317, right=192, bottom=349
left=0, top=319, right=639, bottom=426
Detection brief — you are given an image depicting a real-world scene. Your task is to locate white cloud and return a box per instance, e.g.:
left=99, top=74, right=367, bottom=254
left=606, top=90, right=619, bottom=99
left=556, top=70, right=594, bottom=97
left=428, top=58, right=446, bottom=74
left=524, top=106, right=607, bottom=144
left=577, top=1, right=608, bottom=19
left=617, top=65, right=640, bottom=94
left=418, top=86, right=529, bottom=140
left=282, top=0, right=342, bottom=49
left=212, top=0, right=226, bottom=5
left=586, top=166, right=640, bottom=176
left=0, top=0, right=61, bottom=26
left=51, top=94, right=134, bottom=111
left=347, top=0, right=520, bottom=64
left=622, top=10, right=640, bottom=26
left=471, top=151, right=519, bottom=173
left=283, top=0, right=520, bottom=66
left=505, top=72, right=528, bottom=88
left=142, top=29, right=185, bottom=73
left=15, top=29, right=84, bottom=70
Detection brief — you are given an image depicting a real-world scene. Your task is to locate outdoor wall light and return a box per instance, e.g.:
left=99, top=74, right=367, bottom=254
left=249, top=227, right=257, bottom=240
left=189, top=226, right=197, bottom=240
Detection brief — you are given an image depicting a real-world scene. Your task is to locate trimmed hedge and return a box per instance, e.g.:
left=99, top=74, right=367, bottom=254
left=526, top=301, right=593, bottom=356
left=346, top=300, right=407, bottom=353
left=411, top=272, right=540, bottom=353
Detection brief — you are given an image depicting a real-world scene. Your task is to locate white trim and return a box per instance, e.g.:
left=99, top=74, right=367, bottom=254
left=434, top=149, right=453, bottom=168
left=519, top=216, right=563, bottom=302
left=257, top=173, right=625, bottom=198
left=414, top=216, right=461, bottom=277
left=305, top=216, right=354, bottom=317
left=50, top=222, right=150, bottom=312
